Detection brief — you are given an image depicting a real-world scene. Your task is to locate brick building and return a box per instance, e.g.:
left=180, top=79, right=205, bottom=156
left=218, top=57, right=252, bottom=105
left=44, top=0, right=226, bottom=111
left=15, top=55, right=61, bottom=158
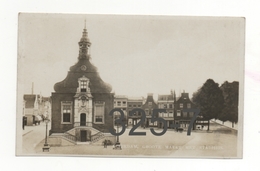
left=174, top=91, right=196, bottom=130
left=127, top=97, right=144, bottom=126
left=49, top=25, right=115, bottom=145
left=142, top=93, right=158, bottom=127
left=157, top=92, right=174, bottom=128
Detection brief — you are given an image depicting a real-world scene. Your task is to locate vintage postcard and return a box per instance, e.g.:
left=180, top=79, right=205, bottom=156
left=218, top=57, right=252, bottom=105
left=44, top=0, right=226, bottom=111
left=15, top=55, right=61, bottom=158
left=16, top=13, right=244, bottom=158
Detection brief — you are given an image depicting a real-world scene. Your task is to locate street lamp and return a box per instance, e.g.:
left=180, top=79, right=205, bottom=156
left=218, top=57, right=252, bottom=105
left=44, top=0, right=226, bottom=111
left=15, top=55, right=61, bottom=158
left=113, top=121, right=121, bottom=150
left=42, top=118, right=50, bottom=152
left=116, top=124, right=120, bottom=143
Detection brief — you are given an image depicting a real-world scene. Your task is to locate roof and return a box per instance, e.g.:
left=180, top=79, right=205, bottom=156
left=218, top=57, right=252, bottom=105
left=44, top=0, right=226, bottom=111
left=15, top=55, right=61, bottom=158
left=128, top=97, right=143, bottom=101
left=24, top=94, right=38, bottom=108
left=176, top=93, right=193, bottom=103
left=143, top=94, right=158, bottom=107
left=158, top=94, right=174, bottom=101
left=53, top=28, right=112, bottom=94
left=114, top=95, right=128, bottom=99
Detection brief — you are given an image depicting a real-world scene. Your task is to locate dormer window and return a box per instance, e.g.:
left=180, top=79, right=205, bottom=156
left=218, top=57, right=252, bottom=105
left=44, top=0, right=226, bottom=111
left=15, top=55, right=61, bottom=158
left=80, top=80, right=87, bottom=92
left=78, top=76, right=90, bottom=93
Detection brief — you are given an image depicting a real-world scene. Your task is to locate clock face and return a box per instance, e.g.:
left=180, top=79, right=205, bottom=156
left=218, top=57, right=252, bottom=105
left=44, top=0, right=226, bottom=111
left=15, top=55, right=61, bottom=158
left=81, top=65, right=87, bottom=71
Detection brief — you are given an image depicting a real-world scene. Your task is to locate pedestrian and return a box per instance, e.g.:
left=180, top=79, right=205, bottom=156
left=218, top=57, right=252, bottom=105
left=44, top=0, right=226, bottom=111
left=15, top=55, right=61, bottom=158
left=104, top=139, right=107, bottom=148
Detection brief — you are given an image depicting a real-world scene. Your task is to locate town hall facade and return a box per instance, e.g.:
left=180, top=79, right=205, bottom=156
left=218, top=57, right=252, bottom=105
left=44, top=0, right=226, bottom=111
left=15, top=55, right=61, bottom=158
left=49, top=25, right=115, bottom=145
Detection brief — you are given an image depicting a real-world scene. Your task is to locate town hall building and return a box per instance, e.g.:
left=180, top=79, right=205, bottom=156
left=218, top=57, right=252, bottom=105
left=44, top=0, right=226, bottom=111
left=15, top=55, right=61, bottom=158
left=49, top=24, right=115, bottom=145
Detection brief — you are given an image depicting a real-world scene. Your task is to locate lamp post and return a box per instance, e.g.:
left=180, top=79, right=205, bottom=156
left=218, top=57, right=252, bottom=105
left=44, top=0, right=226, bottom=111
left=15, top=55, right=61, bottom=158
left=42, top=118, right=50, bottom=152
left=116, top=124, right=119, bottom=143
left=113, top=120, right=121, bottom=150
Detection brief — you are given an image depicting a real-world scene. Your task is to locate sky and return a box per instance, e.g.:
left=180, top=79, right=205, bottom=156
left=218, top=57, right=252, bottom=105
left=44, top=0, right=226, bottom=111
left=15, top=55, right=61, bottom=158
left=18, top=13, right=244, bottom=99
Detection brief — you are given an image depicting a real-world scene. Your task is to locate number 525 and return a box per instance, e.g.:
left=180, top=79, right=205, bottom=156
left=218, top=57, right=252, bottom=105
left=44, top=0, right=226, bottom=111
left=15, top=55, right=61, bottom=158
left=108, top=108, right=200, bottom=136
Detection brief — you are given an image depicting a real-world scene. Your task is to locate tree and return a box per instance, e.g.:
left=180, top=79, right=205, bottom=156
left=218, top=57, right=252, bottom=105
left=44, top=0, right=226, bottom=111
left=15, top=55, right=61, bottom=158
left=192, top=79, right=224, bottom=131
left=220, top=81, right=239, bottom=127
left=218, top=106, right=229, bottom=124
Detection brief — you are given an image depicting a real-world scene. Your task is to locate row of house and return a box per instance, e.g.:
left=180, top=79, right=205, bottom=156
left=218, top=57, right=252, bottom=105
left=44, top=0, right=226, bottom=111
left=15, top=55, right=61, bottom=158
left=114, top=91, right=197, bottom=129
left=23, top=94, right=51, bottom=126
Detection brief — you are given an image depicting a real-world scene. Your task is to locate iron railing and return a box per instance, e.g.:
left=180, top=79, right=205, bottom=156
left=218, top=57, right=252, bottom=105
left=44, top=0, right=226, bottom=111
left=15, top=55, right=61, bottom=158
left=63, top=132, right=77, bottom=142
left=91, top=132, right=104, bottom=143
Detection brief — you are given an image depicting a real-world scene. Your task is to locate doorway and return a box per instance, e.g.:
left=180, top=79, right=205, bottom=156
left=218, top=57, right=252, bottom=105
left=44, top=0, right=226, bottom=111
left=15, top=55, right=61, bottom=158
left=80, top=113, right=86, bottom=126
left=80, top=130, right=87, bottom=142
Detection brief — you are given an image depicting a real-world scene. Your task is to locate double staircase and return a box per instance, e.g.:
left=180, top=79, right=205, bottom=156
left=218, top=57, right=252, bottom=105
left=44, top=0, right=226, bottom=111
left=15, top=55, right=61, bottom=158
left=60, top=124, right=105, bottom=145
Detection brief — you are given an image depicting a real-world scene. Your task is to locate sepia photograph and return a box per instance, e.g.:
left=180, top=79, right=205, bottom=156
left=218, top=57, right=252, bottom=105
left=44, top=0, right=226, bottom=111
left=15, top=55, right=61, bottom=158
left=16, top=13, right=244, bottom=158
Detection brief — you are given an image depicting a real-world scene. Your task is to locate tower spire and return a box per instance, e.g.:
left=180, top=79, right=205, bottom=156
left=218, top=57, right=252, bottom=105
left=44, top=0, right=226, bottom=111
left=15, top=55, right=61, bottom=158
left=78, top=20, right=91, bottom=60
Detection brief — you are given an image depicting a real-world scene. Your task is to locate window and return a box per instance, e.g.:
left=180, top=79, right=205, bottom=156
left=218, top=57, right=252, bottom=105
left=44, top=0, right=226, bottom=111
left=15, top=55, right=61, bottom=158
left=149, top=120, right=157, bottom=126
left=129, top=104, right=132, bottom=107
left=80, top=80, right=87, bottom=92
left=187, top=103, right=191, bottom=108
left=183, top=112, right=188, bottom=117
left=61, top=102, right=72, bottom=123
left=138, top=104, right=141, bottom=108
left=94, top=102, right=105, bottom=124
left=169, top=113, right=173, bottom=117
left=164, top=104, right=167, bottom=108
left=163, top=113, right=168, bottom=117
left=117, top=101, right=121, bottom=106
left=177, top=110, right=181, bottom=117
left=122, top=101, right=126, bottom=106
left=95, top=116, right=103, bottom=122
left=159, top=113, right=163, bottom=117
left=189, top=112, right=194, bottom=117
left=148, top=102, right=152, bottom=107
left=169, top=104, right=173, bottom=108
left=180, top=103, right=183, bottom=108
left=63, top=113, right=70, bottom=122
left=133, top=104, right=136, bottom=107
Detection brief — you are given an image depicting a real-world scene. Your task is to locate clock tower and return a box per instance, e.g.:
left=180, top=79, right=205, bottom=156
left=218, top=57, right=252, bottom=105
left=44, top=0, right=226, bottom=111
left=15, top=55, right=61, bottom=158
left=78, top=20, right=91, bottom=60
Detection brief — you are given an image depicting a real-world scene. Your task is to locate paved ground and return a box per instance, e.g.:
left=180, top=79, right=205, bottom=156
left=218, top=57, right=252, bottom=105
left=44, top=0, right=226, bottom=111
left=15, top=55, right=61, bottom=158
left=32, top=122, right=238, bottom=158
left=22, top=121, right=51, bottom=155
